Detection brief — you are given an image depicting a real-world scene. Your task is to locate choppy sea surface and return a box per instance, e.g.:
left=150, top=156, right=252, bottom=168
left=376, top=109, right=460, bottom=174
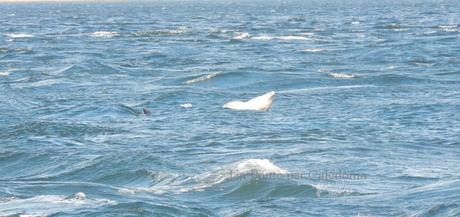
left=1, top=0, right=460, bottom=216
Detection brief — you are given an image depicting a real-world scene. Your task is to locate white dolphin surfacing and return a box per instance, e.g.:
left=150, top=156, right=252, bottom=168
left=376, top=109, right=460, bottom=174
left=223, top=91, right=275, bottom=111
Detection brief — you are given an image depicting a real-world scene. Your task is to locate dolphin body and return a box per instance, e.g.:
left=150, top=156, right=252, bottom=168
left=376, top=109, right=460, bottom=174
left=223, top=91, right=275, bottom=111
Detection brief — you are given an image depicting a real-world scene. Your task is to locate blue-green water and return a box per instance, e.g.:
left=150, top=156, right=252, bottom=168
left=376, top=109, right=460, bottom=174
left=1, top=0, right=460, bottom=216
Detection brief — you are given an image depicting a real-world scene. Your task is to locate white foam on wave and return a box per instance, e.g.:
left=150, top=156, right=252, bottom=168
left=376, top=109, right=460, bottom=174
left=278, top=36, right=311, bottom=40
left=313, top=184, right=354, bottom=197
left=299, top=32, right=315, bottom=36
left=158, top=29, right=187, bottom=35
left=233, top=159, right=287, bottom=174
left=118, top=188, right=136, bottom=194
left=134, top=28, right=188, bottom=37
left=177, top=159, right=287, bottom=193
left=120, top=159, right=287, bottom=194
left=180, top=103, right=193, bottom=108
left=5, top=33, right=34, bottom=38
left=392, top=28, right=408, bottom=32
left=90, top=31, right=118, bottom=38
left=252, top=35, right=311, bottom=41
left=328, top=72, right=355, bottom=79
left=184, top=72, right=220, bottom=84
left=233, top=32, right=251, bottom=40
left=413, top=62, right=434, bottom=67
left=251, top=35, right=274, bottom=40
left=438, top=25, right=458, bottom=32
left=0, top=71, right=11, bottom=76
left=314, top=27, right=326, bottom=32
left=0, top=194, right=116, bottom=216
left=300, top=48, right=324, bottom=53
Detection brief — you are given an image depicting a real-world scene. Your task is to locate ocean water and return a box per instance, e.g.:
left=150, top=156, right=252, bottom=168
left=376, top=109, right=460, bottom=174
left=1, top=0, right=460, bottom=216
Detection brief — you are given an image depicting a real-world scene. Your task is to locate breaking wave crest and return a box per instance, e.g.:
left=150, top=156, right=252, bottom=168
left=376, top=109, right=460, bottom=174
left=118, top=159, right=363, bottom=200
left=120, top=159, right=287, bottom=194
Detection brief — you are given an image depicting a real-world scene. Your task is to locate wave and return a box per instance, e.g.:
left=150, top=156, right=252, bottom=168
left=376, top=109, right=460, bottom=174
left=54, top=60, right=124, bottom=76
left=328, top=72, right=355, bottom=79
left=0, top=121, right=124, bottom=140
left=281, top=85, right=376, bottom=94
left=232, top=32, right=251, bottom=40
left=378, top=23, right=406, bottom=30
left=435, top=71, right=460, bottom=76
left=90, top=31, right=118, bottom=38
left=298, top=32, right=315, bottom=36
left=42, top=65, right=76, bottom=76
left=367, top=74, right=435, bottom=85
left=0, top=71, right=11, bottom=76
left=410, top=58, right=435, bottom=67
left=252, top=35, right=311, bottom=41
left=120, top=159, right=287, bottom=194
left=231, top=159, right=287, bottom=174
left=413, top=203, right=460, bottom=217
left=133, top=28, right=188, bottom=37
left=0, top=194, right=115, bottom=216
left=177, top=158, right=287, bottom=193
left=300, top=48, right=324, bottom=53
left=392, top=28, right=409, bottom=32
left=180, top=103, right=193, bottom=108
left=13, top=79, right=62, bottom=88
left=413, top=62, right=434, bottom=67
left=438, top=25, right=458, bottom=32
left=313, top=184, right=355, bottom=197
left=183, top=72, right=221, bottom=84
left=114, top=159, right=366, bottom=200
left=5, top=33, right=34, bottom=38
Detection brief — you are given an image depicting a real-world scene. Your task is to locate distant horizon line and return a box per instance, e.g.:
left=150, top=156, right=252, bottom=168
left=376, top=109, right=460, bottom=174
left=0, top=0, right=125, bottom=2
left=0, top=0, right=204, bottom=2
left=0, top=0, right=244, bottom=2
